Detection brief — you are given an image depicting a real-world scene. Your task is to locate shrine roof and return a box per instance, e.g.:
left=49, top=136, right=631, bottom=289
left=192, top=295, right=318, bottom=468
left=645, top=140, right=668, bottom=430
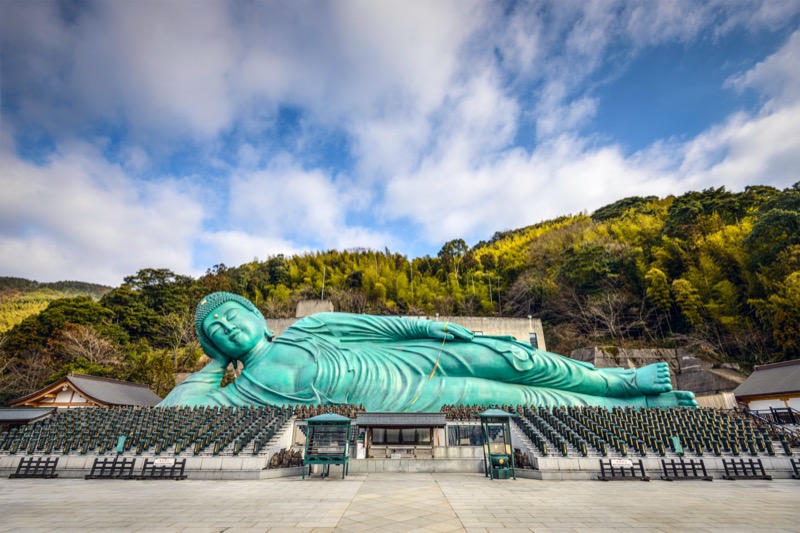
left=733, top=359, right=800, bottom=398
left=355, top=412, right=447, bottom=426
left=0, top=407, right=56, bottom=424
left=10, top=373, right=162, bottom=407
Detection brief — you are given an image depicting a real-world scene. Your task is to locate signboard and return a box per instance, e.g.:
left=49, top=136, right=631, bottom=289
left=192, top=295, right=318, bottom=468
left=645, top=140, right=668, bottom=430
left=610, top=458, right=633, bottom=468
left=390, top=453, right=401, bottom=460
left=671, top=436, right=683, bottom=454
left=153, top=458, right=175, bottom=467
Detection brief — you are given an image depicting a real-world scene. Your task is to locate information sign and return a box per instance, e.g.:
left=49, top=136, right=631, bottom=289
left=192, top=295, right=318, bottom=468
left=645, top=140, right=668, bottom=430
left=610, top=458, right=633, bottom=468
left=671, top=436, right=683, bottom=454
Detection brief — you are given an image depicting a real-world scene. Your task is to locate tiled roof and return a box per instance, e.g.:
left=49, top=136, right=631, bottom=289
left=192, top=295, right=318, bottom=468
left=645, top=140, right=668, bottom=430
left=733, top=359, right=800, bottom=398
left=11, top=373, right=162, bottom=407
left=306, top=413, right=352, bottom=423
left=475, top=408, right=518, bottom=418
left=66, top=374, right=162, bottom=406
left=0, top=407, right=56, bottom=423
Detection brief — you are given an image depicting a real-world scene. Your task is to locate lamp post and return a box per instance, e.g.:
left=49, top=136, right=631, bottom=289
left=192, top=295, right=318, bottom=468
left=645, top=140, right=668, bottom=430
left=475, top=408, right=517, bottom=480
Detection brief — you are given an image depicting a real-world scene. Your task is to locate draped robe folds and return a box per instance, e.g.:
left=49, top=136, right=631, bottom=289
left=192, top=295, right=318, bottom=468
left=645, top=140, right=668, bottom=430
left=160, top=313, right=652, bottom=411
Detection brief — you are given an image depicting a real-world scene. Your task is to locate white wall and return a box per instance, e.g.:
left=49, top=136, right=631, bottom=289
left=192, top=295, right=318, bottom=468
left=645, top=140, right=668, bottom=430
left=269, top=314, right=545, bottom=349
left=746, top=397, right=799, bottom=411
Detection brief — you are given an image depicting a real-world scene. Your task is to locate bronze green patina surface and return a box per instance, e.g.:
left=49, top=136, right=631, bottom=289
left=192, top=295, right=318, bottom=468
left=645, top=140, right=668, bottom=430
left=159, top=292, right=697, bottom=411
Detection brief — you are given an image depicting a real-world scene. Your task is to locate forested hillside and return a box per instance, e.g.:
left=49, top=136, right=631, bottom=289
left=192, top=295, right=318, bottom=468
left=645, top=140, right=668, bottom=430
left=1, top=184, right=798, bottom=405
left=0, top=278, right=112, bottom=333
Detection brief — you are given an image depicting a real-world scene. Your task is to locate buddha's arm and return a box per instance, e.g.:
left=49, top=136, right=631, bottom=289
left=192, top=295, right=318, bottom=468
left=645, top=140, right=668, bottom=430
left=157, top=359, right=227, bottom=406
left=295, top=312, right=474, bottom=343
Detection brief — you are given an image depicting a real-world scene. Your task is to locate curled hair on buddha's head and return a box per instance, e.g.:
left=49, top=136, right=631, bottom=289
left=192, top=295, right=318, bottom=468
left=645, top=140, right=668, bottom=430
left=195, top=292, right=274, bottom=360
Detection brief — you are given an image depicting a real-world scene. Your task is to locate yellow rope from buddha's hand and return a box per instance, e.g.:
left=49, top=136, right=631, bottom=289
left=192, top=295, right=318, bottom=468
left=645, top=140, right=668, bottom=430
left=405, top=322, right=448, bottom=411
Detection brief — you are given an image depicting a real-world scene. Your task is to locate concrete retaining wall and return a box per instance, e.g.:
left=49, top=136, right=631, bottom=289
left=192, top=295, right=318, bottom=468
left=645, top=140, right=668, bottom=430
left=2, top=452, right=795, bottom=480
left=349, top=458, right=484, bottom=474
left=529, top=455, right=796, bottom=480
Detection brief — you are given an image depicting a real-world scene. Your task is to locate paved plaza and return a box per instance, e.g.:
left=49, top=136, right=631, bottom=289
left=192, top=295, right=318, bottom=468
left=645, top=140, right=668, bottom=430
left=0, top=473, right=797, bottom=532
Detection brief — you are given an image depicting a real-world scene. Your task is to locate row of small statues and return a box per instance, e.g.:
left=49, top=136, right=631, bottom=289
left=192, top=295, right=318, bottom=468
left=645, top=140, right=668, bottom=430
left=293, top=404, right=367, bottom=420
left=267, top=448, right=304, bottom=469
left=514, top=448, right=532, bottom=469
left=440, top=404, right=518, bottom=420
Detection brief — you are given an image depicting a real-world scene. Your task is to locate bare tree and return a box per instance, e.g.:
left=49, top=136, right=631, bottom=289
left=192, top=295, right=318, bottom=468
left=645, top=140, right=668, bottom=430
left=328, top=287, right=368, bottom=314
left=261, top=296, right=295, bottom=318
left=0, top=345, right=54, bottom=402
left=160, top=311, right=197, bottom=368
left=553, top=287, right=650, bottom=344
left=54, top=324, right=123, bottom=368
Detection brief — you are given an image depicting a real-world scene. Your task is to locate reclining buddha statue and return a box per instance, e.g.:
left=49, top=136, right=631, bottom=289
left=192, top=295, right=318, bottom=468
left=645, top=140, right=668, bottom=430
left=159, top=292, right=697, bottom=411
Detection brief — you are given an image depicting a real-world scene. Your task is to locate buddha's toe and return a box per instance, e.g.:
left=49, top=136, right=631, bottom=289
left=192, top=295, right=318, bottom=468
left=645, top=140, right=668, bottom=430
left=646, top=390, right=697, bottom=408
left=634, top=362, right=673, bottom=395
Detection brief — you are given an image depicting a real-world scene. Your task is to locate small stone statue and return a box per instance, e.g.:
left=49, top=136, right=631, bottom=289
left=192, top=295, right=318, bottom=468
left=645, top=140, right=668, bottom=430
left=159, top=292, right=697, bottom=411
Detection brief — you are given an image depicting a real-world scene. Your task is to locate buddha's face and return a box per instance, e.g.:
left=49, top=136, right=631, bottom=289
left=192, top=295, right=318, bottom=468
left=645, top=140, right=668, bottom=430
left=202, top=301, right=266, bottom=358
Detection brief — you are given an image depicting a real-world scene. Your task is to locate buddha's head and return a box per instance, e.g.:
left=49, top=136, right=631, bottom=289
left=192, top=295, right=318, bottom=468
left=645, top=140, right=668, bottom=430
left=195, top=292, right=274, bottom=363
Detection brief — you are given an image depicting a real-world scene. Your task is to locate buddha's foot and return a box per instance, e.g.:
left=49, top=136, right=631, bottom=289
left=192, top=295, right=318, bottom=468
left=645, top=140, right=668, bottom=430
left=646, top=390, right=698, bottom=408
left=634, top=362, right=673, bottom=395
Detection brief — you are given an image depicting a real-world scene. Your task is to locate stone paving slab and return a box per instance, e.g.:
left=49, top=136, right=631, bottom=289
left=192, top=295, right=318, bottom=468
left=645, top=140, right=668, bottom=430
left=0, top=473, right=797, bottom=532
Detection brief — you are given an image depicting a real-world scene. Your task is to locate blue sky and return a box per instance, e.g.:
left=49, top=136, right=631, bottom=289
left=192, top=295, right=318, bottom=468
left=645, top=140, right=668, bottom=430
left=2, top=1, right=800, bottom=286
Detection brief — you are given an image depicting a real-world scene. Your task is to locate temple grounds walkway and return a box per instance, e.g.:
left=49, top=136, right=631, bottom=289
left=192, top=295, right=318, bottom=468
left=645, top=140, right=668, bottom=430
left=0, top=472, right=797, bottom=532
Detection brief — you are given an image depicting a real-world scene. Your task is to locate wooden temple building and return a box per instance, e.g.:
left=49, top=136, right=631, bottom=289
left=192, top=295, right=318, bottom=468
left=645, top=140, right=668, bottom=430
left=9, top=373, right=162, bottom=409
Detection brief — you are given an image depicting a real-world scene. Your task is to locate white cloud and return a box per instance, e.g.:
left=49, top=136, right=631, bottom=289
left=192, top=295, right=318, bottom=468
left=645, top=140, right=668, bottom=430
left=228, top=156, right=391, bottom=252
left=74, top=1, right=238, bottom=139
left=2, top=0, right=800, bottom=282
left=679, top=104, right=800, bottom=192
left=383, top=26, right=800, bottom=246
left=0, top=131, right=204, bottom=285
left=726, top=30, right=800, bottom=107
left=384, top=134, right=677, bottom=244
left=4, top=0, right=794, bottom=149
left=491, top=1, right=800, bottom=140
left=199, top=231, right=303, bottom=269
left=677, top=30, right=800, bottom=189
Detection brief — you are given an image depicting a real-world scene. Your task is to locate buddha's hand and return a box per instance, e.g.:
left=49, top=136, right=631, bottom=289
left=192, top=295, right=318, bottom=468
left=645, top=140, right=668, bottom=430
left=427, top=321, right=474, bottom=342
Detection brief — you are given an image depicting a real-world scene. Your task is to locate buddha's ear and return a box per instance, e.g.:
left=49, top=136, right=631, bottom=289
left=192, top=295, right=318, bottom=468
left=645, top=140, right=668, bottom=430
left=264, top=325, right=275, bottom=341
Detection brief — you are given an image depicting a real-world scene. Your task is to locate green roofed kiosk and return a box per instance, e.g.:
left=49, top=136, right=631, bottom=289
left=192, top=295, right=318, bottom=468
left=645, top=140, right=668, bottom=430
left=475, top=409, right=517, bottom=480
left=302, top=413, right=352, bottom=479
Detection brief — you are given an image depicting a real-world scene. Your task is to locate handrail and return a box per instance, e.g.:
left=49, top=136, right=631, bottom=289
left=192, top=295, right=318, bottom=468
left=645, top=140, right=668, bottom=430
left=743, top=408, right=800, bottom=446
left=750, top=407, right=800, bottom=424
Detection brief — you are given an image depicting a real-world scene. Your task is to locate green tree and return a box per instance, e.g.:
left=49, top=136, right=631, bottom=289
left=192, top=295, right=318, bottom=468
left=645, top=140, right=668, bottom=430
left=438, top=239, right=468, bottom=287
left=5, top=297, right=128, bottom=357
left=645, top=268, right=671, bottom=314
left=122, top=268, right=194, bottom=316
left=592, top=196, right=658, bottom=221
left=671, top=279, right=703, bottom=329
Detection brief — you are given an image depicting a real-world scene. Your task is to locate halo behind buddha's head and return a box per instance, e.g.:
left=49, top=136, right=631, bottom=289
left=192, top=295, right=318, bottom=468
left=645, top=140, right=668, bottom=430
left=195, top=292, right=274, bottom=361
